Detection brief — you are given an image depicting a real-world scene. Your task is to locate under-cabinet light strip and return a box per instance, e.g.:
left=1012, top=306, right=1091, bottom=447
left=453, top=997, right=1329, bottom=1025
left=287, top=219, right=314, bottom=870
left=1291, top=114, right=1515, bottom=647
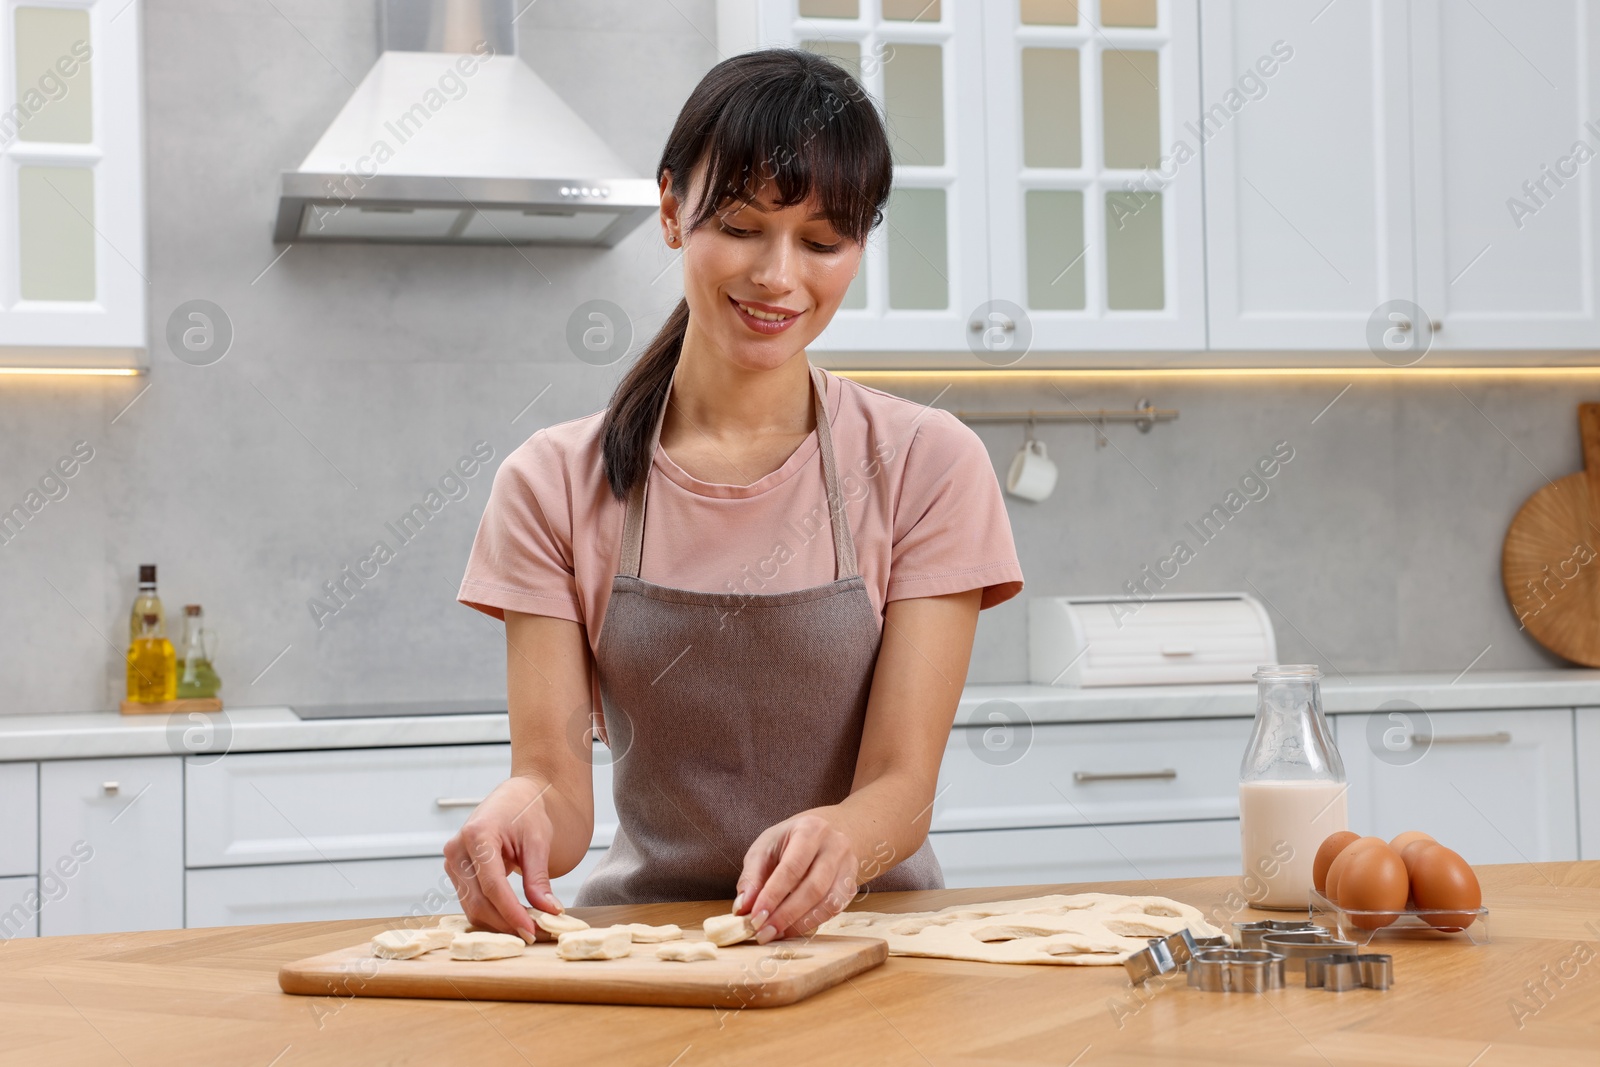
left=0, top=367, right=144, bottom=376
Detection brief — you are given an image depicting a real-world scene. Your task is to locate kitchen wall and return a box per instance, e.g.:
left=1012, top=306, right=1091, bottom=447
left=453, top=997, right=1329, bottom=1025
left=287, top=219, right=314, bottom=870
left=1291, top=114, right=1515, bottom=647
left=0, top=0, right=1580, bottom=717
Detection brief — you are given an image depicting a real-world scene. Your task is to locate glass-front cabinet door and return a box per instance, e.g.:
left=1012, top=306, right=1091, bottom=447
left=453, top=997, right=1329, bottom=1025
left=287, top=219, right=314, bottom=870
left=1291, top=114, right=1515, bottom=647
left=749, top=0, right=991, bottom=353
left=0, top=0, right=145, bottom=365
left=981, top=0, right=1204, bottom=352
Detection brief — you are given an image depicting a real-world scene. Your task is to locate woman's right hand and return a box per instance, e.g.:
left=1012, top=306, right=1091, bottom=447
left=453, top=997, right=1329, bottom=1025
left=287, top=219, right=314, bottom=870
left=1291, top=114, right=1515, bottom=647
left=443, top=775, right=565, bottom=941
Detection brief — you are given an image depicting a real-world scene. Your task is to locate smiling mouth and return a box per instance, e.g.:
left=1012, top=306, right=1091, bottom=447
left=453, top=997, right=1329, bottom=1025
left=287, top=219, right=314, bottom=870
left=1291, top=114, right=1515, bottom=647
left=728, top=296, right=801, bottom=322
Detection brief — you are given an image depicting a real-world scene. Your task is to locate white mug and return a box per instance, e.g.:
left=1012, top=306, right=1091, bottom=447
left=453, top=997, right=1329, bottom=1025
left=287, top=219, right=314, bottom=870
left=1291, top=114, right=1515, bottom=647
left=1006, top=439, right=1057, bottom=502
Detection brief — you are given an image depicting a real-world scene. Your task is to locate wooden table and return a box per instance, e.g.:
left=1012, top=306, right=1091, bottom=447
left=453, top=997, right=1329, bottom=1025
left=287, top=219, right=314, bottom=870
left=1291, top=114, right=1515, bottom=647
left=2, top=862, right=1597, bottom=1066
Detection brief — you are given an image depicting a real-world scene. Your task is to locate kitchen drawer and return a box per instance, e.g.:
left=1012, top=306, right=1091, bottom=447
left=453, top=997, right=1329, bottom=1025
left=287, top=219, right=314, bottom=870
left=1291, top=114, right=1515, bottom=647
left=187, top=744, right=619, bottom=868
left=0, top=876, right=38, bottom=939
left=1339, top=708, right=1579, bottom=864
left=39, top=756, right=184, bottom=936
left=1580, top=708, right=1600, bottom=861
left=0, top=763, right=37, bottom=877
left=186, top=849, right=606, bottom=928
left=928, top=819, right=1242, bottom=890
left=933, top=718, right=1253, bottom=832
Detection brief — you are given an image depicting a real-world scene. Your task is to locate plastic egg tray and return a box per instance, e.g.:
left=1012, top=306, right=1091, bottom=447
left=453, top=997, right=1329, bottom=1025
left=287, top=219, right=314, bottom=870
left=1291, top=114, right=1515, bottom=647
left=1307, top=887, right=1491, bottom=945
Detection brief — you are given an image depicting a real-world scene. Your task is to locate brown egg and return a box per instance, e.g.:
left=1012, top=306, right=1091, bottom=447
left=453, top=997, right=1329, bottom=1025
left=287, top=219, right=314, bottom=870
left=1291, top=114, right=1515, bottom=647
left=1399, top=837, right=1437, bottom=877
left=1312, top=831, right=1361, bottom=895
left=1409, top=844, right=1481, bottom=931
left=1389, top=830, right=1435, bottom=855
left=1325, top=836, right=1387, bottom=904
left=1335, top=844, right=1409, bottom=928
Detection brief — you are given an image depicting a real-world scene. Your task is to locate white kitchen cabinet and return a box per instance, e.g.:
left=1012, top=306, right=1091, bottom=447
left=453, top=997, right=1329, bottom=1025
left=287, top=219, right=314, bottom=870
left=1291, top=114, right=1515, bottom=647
left=37, top=756, right=183, bottom=935
left=1578, top=707, right=1599, bottom=861
left=187, top=744, right=617, bottom=869
left=929, top=818, right=1241, bottom=890
left=186, top=849, right=607, bottom=929
left=1339, top=708, right=1579, bottom=864
left=0, top=0, right=146, bottom=366
left=186, top=744, right=516, bottom=867
left=736, top=0, right=989, bottom=353
left=1410, top=0, right=1600, bottom=350
left=0, top=762, right=37, bottom=877
left=0, top=876, right=38, bottom=939
left=1201, top=0, right=1414, bottom=351
left=726, top=0, right=1203, bottom=354
left=981, top=0, right=1206, bottom=350
left=934, top=717, right=1252, bottom=832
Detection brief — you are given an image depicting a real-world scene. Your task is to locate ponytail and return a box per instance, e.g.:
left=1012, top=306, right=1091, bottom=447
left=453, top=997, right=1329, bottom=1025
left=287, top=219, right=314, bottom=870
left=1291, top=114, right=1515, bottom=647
left=600, top=298, right=688, bottom=501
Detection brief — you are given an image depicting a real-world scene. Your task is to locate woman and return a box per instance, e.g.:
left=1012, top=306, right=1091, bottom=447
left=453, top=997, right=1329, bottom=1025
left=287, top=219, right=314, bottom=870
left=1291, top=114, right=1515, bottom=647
left=450, top=48, right=1023, bottom=945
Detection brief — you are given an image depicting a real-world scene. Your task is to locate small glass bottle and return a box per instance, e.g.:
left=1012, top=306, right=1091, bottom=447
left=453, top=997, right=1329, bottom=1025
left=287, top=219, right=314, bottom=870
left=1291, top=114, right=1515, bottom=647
left=1238, top=663, right=1347, bottom=909
left=126, top=564, right=176, bottom=703
left=175, top=604, right=222, bottom=700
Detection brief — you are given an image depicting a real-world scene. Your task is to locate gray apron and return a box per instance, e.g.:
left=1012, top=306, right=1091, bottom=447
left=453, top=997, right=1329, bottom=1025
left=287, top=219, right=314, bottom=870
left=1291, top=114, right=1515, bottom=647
left=574, top=362, right=944, bottom=905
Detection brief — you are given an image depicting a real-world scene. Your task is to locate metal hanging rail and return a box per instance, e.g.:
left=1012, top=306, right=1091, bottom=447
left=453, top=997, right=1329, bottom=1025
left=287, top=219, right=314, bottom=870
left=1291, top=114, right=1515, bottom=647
left=950, top=399, right=1179, bottom=433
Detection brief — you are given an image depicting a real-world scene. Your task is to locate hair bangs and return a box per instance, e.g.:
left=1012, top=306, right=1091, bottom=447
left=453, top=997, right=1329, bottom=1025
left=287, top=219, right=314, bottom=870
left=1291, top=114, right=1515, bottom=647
left=683, top=59, right=888, bottom=245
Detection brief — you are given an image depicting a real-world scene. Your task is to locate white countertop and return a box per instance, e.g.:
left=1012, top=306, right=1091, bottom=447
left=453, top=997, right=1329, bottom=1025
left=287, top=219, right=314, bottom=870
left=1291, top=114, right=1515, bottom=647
left=1, top=669, right=1596, bottom=762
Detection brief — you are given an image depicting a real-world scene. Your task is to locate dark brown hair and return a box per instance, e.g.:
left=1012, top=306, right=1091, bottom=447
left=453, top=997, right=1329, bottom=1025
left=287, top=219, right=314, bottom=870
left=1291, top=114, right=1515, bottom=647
left=599, top=48, right=893, bottom=500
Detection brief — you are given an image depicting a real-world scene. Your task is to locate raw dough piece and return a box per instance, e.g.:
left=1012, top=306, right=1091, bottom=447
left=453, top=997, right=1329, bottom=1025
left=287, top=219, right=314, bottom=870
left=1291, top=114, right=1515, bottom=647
left=533, top=910, right=590, bottom=936
left=702, top=913, right=757, bottom=947
left=434, top=915, right=472, bottom=933
left=815, top=893, right=1225, bottom=967
left=556, top=926, right=633, bottom=961
left=656, top=941, right=719, bottom=962
left=371, top=927, right=454, bottom=959
left=449, top=931, right=527, bottom=961
left=622, top=922, right=684, bottom=943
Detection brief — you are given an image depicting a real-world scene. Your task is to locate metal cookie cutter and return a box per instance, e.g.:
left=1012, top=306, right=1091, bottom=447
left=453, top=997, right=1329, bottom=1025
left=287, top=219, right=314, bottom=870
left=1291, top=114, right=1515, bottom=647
left=1260, top=930, right=1359, bottom=973
left=1234, top=919, right=1322, bottom=950
left=1124, top=929, right=1197, bottom=984
left=1186, top=948, right=1287, bottom=993
left=1305, top=952, right=1394, bottom=991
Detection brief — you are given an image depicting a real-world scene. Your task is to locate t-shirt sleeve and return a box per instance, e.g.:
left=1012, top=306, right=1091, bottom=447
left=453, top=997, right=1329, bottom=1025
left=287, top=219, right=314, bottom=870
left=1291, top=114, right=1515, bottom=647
left=457, top=431, right=585, bottom=624
left=884, top=410, right=1025, bottom=610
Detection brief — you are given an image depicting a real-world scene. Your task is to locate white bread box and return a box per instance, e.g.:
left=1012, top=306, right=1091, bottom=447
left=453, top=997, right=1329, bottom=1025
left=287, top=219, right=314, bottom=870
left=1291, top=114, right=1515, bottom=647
left=1028, top=593, right=1277, bottom=687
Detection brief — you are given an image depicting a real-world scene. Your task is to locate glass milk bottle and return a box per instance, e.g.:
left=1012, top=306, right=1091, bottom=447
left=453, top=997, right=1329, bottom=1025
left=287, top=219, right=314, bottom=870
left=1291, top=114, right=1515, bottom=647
left=1238, top=664, right=1347, bottom=909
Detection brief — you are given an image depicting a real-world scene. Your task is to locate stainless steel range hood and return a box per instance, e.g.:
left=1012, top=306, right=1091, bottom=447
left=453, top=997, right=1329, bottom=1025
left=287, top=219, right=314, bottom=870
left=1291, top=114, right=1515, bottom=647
left=273, top=0, right=657, bottom=246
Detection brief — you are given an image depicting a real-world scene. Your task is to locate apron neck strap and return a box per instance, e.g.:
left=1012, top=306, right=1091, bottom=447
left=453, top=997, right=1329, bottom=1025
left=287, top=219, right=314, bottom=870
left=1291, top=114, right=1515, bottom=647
left=619, top=362, right=858, bottom=582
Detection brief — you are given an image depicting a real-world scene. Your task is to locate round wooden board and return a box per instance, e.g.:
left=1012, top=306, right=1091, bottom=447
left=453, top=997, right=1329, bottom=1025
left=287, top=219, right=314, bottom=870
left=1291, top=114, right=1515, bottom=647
left=1501, top=403, right=1600, bottom=665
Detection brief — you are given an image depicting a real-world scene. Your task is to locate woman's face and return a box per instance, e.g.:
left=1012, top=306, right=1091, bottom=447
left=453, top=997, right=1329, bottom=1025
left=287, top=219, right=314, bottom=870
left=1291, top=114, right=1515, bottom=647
left=660, top=162, right=863, bottom=372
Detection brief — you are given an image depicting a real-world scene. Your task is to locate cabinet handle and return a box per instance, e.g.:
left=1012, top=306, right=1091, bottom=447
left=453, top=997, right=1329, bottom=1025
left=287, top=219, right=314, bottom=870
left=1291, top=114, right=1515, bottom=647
left=1413, top=731, right=1510, bottom=746
left=1160, top=644, right=1196, bottom=657
left=101, top=781, right=119, bottom=795
left=1073, top=769, right=1177, bottom=784
left=435, top=797, right=487, bottom=809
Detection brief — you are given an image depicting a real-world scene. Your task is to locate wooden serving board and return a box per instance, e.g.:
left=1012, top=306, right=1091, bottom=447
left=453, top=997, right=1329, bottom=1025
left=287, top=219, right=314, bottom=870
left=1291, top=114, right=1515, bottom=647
left=1502, top=402, right=1600, bottom=665
left=278, top=932, right=887, bottom=1009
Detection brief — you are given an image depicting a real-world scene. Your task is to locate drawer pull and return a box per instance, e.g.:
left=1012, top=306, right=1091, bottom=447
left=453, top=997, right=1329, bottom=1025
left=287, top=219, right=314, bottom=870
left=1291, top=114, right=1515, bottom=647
left=1073, top=769, right=1178, bottom=784
left=102, top=781, right=120, bottom=795
left=1160, top=645, right=1196, bottom=657
left=435, top=797, right=487, bottom=810
left=1413, top=731, right=1511, bottom=746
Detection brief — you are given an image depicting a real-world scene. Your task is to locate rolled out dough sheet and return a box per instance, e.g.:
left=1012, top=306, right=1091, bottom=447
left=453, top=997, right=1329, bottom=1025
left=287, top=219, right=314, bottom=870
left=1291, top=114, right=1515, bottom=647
left=816, top=892, right=1224, bottom=966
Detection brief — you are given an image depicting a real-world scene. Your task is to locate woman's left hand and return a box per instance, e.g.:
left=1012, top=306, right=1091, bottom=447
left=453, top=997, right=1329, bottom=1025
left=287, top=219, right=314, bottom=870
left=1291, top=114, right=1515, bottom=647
left=734, top=811, right=860, bottom=943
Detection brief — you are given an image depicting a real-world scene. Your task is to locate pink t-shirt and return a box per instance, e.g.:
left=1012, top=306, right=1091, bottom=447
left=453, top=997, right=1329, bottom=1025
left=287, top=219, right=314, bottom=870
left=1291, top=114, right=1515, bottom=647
left=457, top=366, right=1024, bottom=649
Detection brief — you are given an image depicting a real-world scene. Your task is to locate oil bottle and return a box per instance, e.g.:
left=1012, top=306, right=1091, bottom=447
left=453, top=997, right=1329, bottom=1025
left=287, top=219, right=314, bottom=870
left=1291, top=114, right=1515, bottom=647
left=175, top=604, right=222, bottom=699
left=126, top=564, right=176, bottom=703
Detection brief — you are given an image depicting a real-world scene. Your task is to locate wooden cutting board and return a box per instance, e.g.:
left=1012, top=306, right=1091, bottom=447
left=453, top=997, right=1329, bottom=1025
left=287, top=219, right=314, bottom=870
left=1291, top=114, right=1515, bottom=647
left=1502, top=402, right=1600, bottom=666
left=278, top=932, right=887, bottom=1009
